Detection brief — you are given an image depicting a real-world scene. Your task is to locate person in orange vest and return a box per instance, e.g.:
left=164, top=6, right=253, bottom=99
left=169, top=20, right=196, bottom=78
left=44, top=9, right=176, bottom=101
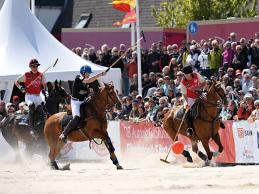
left=15, top=59, right=47, bottom=135
left=180, top=65, right=206, bottom=136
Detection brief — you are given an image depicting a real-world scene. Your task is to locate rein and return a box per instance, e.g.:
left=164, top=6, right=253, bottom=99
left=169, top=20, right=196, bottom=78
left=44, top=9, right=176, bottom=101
left=196, top=83, right=225, bottom=136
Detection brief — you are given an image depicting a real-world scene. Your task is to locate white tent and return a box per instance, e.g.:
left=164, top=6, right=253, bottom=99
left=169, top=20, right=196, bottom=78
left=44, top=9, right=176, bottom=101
left=0, top=0, right=121, bottom=102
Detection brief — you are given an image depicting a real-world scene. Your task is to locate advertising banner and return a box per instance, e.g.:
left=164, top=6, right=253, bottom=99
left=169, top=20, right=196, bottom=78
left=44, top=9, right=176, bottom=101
left=209, top=121, right=235, bottom=163
left=120, top=120, right=236, bottom=163
left=120, top=121, right=172, bottom=156
left=233, top=120, right=259, bottom=163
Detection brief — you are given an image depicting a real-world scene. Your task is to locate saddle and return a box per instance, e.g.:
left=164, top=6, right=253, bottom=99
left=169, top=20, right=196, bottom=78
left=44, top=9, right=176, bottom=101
left=175, top=100, right=201, bottom=120
left=15, top=114, right=29, bottom=126
left=61, top=114, right=73, bottom=130
left=60, top=95, right=92, bottom=131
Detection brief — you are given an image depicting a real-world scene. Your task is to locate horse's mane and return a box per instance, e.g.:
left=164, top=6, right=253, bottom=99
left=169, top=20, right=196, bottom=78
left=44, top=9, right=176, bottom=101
left=90, top=80, right=101, bottom=94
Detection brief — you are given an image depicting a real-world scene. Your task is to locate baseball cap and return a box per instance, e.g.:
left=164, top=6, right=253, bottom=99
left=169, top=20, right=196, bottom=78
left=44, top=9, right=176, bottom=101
left=12, top=96, right=19, bottom=101
left=132, top=99, right=139, bottom=104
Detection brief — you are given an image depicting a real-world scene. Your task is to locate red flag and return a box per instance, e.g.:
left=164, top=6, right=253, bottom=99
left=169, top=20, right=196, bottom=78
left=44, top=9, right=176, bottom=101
left=113, top=21, right=123, bottom=26
left=111, top=0, right=136, bottom=12
left=113, top=9, right=136, bottom=26
left=121, top=9, right=136, bottom=24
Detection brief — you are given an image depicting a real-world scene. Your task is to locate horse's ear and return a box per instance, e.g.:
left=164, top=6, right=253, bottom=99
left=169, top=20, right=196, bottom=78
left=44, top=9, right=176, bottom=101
left=54, top=80, right=58, bottom=88
left=104, top=82, right=108, bottom=87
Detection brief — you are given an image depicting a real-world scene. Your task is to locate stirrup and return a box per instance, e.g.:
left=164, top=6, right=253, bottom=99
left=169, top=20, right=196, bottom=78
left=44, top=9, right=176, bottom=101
left=59, top=133, right=67, bottom=143
left=186, top=128, right=194, bottom=136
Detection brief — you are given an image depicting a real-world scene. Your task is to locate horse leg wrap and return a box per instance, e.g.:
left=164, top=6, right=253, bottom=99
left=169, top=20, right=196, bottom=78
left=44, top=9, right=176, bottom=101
left=111, top=156, right=119, bottom=166
left=104, top=137, right=118, bottom=165
left=51, top=161, right=59, bottom=170
left=182, top=150, right=193, bottom=163
left=182, top=150, right=191, bottom=158
left=198, top=151, right=208, bottom=161
left=104, top=137, right=115, bottom=153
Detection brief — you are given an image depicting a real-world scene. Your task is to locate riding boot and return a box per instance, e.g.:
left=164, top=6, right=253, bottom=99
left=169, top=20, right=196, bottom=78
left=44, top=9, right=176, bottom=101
left=28, top=104, right=36, bottom=135
left=185, top=109, right=194, bottom=136
left=59, top=116, right=81, bottom=143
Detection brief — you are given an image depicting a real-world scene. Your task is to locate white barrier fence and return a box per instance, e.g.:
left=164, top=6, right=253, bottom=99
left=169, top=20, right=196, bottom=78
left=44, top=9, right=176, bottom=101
left=0, top=120, right=258, bottom=163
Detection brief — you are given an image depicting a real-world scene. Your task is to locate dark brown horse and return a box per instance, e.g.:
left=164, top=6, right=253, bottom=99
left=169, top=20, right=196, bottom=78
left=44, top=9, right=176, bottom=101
left=0, top=84, right=70, bottom=160
left=163, top=81, right=227, bottom=165
left=0, top=106, right=47, bottom=161
left=44, top=83, right=123, bottom=170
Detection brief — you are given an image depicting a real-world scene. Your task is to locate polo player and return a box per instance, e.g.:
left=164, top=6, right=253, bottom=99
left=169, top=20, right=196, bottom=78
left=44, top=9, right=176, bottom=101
left=15, top=59, right=48, bottom=135
left=59, top=65, right=107, bottom=143
left=180, top=65, right=206, bottom=136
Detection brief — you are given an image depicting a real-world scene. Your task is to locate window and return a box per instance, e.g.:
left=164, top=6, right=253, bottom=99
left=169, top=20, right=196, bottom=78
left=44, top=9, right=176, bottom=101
left=74, top=13, right=92, bottom=29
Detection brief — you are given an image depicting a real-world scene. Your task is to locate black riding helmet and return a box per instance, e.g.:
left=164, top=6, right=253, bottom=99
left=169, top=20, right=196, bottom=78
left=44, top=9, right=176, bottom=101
left=182, top=65, right=193, bottom=74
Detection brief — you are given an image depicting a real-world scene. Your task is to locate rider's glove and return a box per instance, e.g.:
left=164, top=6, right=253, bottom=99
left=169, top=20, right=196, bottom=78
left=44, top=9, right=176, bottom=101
left=19, top=85, right=26, bottom=93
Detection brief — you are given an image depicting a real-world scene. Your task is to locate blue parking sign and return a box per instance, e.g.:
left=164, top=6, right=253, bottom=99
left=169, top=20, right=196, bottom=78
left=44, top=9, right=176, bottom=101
left=189, top=22, right=198, bottom=34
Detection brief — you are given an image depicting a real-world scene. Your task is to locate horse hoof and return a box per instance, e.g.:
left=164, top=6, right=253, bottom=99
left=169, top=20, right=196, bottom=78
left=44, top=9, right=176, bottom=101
left=187, top=157, right=193, bottom=163
left=116, top=165, right=123, bottom=170
left=61, top=163, right=70, bottom=170
left=203, top=160, right=211, bottom=167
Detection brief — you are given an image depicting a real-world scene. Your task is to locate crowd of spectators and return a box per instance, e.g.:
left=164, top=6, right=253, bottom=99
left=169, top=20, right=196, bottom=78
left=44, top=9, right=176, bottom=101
left=1, top=32, right=258, bottom=124
left=70, top=31, right=259, bottom=123
left=0, top=96, right=28, bottom=122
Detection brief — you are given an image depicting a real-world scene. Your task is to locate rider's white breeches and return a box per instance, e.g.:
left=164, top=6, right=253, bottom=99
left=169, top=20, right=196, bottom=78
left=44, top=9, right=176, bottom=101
left=71, top=98, right=84, bottom=117
left=25, top=94, right=44, bottom=107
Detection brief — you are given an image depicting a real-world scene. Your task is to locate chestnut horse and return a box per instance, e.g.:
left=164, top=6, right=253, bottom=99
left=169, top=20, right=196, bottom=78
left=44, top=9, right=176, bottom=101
left=44, top=83, right=123, bottom=170
left=163, top=81, right=227, bottom=165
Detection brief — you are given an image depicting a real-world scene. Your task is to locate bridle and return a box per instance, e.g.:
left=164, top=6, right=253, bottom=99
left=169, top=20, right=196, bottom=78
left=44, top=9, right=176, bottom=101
left=204, top=83, right=227, bottom=108
left=105, top=84, right=121, bottom=111
left=198, top=82, right=226, bottom=125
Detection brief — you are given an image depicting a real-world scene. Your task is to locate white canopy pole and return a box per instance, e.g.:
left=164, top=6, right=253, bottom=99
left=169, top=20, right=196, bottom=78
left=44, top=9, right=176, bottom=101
left=136, top=0, right=142, bottom=95
left=31, top=0, right=35, bottom=15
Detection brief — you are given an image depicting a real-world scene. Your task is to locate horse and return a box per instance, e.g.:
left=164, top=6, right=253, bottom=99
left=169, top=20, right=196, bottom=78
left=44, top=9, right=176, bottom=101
left=44, top=82, right=123, bottom=170
left=162, top=80, right=227, bottom=165
left=0, top=82, right=69, bottom=160
left=45, top=80, right=71, bottom=115
left=0, top=105, right=47, bottom=161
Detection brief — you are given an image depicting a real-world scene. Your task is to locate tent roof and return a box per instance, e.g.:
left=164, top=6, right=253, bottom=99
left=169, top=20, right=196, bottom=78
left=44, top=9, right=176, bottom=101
left=0, top=0, right=107, bottom=78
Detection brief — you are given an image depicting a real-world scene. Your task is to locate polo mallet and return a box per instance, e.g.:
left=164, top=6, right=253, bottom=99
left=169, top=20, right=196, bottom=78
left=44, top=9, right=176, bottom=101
left=160, top=108, right=189, bottom=164
left=105, top=31, right=146, bottom=73
left=25, top=58, right=59, bottom=89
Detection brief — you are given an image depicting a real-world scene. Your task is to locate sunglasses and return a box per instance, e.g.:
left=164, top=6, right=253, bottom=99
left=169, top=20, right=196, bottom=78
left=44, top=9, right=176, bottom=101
left=30, top=65, right=38, bottom=68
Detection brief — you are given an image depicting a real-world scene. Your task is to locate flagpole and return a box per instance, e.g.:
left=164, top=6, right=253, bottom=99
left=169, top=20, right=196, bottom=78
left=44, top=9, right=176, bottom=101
left=136, top=0, right=142, bottom=95
left=131, top=23, right=135, bottom=47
